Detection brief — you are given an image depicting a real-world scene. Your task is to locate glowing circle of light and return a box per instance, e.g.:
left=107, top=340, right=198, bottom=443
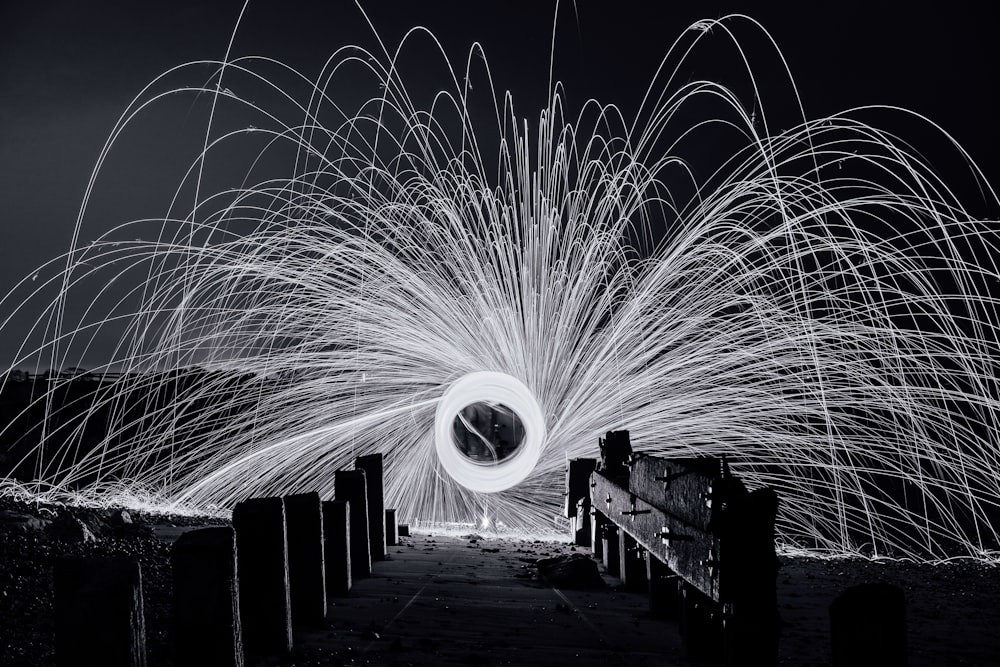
left=434, top=372, right=546, bottom=493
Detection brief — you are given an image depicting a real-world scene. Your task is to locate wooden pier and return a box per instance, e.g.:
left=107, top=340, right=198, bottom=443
left=40, top=437, right=1000, bottom=666
left=289, top=532, right=688, bottom=667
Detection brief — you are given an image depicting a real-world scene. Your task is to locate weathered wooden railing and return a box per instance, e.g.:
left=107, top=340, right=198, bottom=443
left=568, top=430, right=781, bottom=665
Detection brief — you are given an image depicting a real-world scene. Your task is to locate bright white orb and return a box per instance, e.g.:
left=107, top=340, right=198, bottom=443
left=434, top=371, right=546, bottom=492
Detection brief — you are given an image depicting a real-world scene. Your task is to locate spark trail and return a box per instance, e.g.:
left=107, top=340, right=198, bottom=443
left=2, top=14, right=999, bottom=561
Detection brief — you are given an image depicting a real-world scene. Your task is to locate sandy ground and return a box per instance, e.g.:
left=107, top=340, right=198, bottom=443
left=776, top=554, right=1000, bottom=666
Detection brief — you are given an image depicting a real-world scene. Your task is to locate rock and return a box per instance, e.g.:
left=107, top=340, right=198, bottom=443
left=46, top=513, right=97, bottom=543
left=108, top=509, right=153, bottom=539
left=0, top=510, right=50, bottom=534
left=535, top=553, right=606, bottom=590
left=72, top=509, right=110, bottom=539
left=109, top=509, right=133, bottom=526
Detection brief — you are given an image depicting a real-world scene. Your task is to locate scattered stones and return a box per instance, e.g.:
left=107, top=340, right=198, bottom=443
left=108, top=510, right=155, bottom=539
left=0, top=497, right=199, bottom=667
left=535, top=553, right=606, bottom=590
left=0, top=510, right=50, bottom=534
left=46, top=513, right=97, bottom=543
left=71, top=508, right=110, bottom=539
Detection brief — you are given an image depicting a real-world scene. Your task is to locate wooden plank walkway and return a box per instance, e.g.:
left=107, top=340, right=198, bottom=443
left=283, top=532, right=688, bottom=667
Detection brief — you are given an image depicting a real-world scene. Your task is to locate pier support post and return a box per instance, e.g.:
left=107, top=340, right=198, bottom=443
left=678, top=580, right=723, bottom=661
left=284, top=492, right=327, bottom=627
left=591, top=511, right=605, bottom=561
left=355, top=453, right=385, bottom=561
left=602, top=523, right=620, bottom=576
left=54, top=556, right=146, bottom=667
left=565, top=457, right=597, bottom=535
left=321, top=500, right=352, bottom=596
left=335, top=469, right=371, bottom=579
left=172, top=526, right=242, bottom=667
left=574, top=496, right=592, bottom=547
left=385, top=508, right=399, bottom=547
left=830, top=583, right=906, bottom=667
left=618, top=530, right=648, bottom=592
left=646, top=555, right=678, bottom=618
left=232, top=497, right=292, bottom=656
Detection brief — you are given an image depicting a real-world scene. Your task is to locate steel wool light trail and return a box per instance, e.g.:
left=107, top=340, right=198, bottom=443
left=435, top=371, right=545, bottom=493
left=2, top=14, right=999, bottom=561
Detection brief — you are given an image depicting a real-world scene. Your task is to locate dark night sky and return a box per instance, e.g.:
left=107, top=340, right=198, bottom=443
left=0, top=1, right=997, bottom=366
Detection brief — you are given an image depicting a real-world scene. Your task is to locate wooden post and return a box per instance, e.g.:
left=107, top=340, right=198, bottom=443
left=565, top=457, right=597, bottom=523
left=720, top=487, right=781, bottom=667
left=322, top=500, right=351, bottom=596
left=830, top=583, right=907, bottom=667
left=385, top=508, right=399, bottom=547
left=602, top=523, right=620, bottom=576
left=284, top=492, right=327, bottom=627
left=678, top=580, right=723, bottom=661
left=335, top=469, right=371, bottom=579
left=591, top=510, right=604, bottom=560
left=599, top=430, right=632, bottom=483
left=646, top=554, right=678, bottom=618
left=54, top=556, right=146, bottom=667
left=355, top=453, right=386, bottom=561
left=618, top=530, right=648, bottom=593
left=172, top=527, right=242, bottom=667
left=573, top=496, right=591, bottom=547
left=232, top=497, right=292, bottom=656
